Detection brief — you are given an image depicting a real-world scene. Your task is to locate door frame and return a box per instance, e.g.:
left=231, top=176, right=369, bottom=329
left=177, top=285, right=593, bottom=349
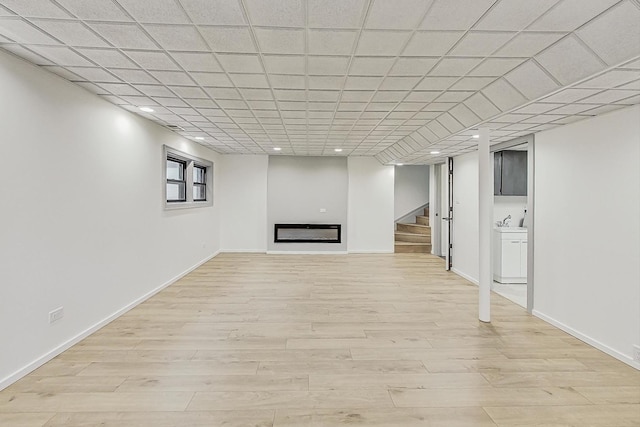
left=490, top=134, right=535, bottom=314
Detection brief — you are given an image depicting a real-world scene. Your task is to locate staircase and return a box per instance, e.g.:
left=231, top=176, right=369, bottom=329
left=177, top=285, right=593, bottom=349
left=395, top=207, right=432, bottom=253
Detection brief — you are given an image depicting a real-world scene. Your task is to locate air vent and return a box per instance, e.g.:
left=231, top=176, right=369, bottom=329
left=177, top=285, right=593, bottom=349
left=166, top=124, right=184, bottom=131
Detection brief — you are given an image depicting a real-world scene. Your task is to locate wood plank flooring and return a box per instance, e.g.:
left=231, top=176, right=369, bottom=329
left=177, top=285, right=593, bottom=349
left=1, top=253, right=639, bottom=426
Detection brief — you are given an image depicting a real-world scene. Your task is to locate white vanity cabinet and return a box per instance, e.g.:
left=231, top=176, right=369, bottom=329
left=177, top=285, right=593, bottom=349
left=493, top=228, right=527, bottom=283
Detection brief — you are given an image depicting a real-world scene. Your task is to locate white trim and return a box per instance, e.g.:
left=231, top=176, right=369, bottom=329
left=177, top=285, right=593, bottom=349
left=451, top=268, right=479, bottom=285
left=533, top=310, right=640, bottom=371
left=267, top=251, right=349, bottom=255
left=348, top=250, right=394, bottom=254
left=221, top=249, right=267, bottom=253
left=0, top=250, right=221, bottom=391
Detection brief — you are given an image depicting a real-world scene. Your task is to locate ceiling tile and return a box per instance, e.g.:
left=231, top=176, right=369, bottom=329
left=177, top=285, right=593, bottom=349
left=378, top=77, right=422, bottom=93
left=29, top=45, right=93, bottom=66
left=403, top=31, right=464, bottom=56
left=125, top=50, right=179, bottom=70
left=437, top=113, right=464, bottom=133
left=469, top=58, right=525, bottom=76
left=577, top=70, right=640, bottom=89
left=349, top=57, right=395, bottom=76
left=31, top=20, right=108, bottom=47
left=217, top=54, right=264, bottom=73
left=308, top=0, right=366, bottom=28
left=274, top=89, right=305, bottom=100
left=180, top=0, right=246, bottom=25
left=505, top=60, right=560, bottom=99
left=1, top=0, right=71, bottom=18
left=450, top=76, right=495, bottom=90
left=170, top=86, right=208, bottom=98
left=541, top=88, right=600, bottom=103
left=144, top=24, right=209, bottom=51
left=134, top=84, right=175, bottom=97
left=90, top=23, right=157, bottom=49
left=263, top=55, right=305, bottom=74
left=450, top=32, right=515, bottom=56
left=389, top=57, right=437, bottom=76
left=366, top=0, right=432, bottom=30
left=229, top=73, right=270, bottom=88
left=0, top=18, right=60, bottom=45
left=98, top=82, right=141, bottom=96
left=536, top=35, right=605, bottom=85
left=254, top=28, right=305, bottom=54
left=42, top=65, right=83, bottom=79
left=449, top=103, right=481, bottom=127
left=464, top=92, right=501, bottom=119
left=576, top=1, right=640, bottom=66
left=77, top=48, right=136, bottom=68
left=529, top=0, right=619, bottom=31
left=170, top=52, right=221, bottom=72
left=110, top=68, right=157, bottom=84
left=414, top=76, right=457, bottom=90
left=308, top=55, right=350, bottom=74
left=116, top=0, right=189, bottom=23
left=475, top=0, right=560, bottom=31
left=341, top=90, right=374, bottom=101
left=207, top=87, right=241, bottom=99
left=150, top=70, right=194, bottom=85
left=420, top=0, right=495, bottom=30
left=270, top=74, right=305, bottom=89
left=371, top=91, right=408, bottom=102
left=515, top=102, right=564, bottom=114
left=494, top=32, right=566, bottom=57
left=344, top=76, right=383, bottom=90
left=66, top=66, right=120, bottom=82
left=199, top=26, right=256, bottom=53
left=482, top=78, right=527, bottom=111
left=576, top=89, right=640, bottom=104
left=429, top=57, right=482, bottom=76
left=244, top=0, right=305, bottom=27
left=239, top=88, right=273, bottom=100
left=405, top=91, right=440, bottom=102
left=435, top=91, right=474, bottom=102
left=356, top=30, right=412, bottom=56
left=308, top=30, right=358, bottom=55
left=56, top=0, right=131, bottom=21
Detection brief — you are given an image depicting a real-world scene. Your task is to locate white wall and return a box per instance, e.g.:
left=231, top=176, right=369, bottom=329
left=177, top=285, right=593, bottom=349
left=494, top=196, right=528, bottom=227
left=534, top=105, right=640, bottom=368
left=267, top=156, right=348, bottom=252
left=347, top=157, right=395, bottom=253
left=451, top=151, right=480, bottom=284
left=0, top=50, right=222, bottom=389
left=220, top=155, right=268, bottom=252
left=394, top=165, right=430, bottom=220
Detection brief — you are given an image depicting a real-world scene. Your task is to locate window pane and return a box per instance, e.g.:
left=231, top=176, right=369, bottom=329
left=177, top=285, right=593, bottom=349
left=193, top=184, right=206, bottom=201
left=193, top=165, right=206, bottom=184
left=167, top=159, right=184, bottom=180
left=167, top=182, right=186, bottom=202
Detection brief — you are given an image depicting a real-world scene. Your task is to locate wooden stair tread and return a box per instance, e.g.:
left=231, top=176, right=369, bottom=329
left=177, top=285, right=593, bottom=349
left=394, top=231, right=427, bottom=236
left=397, top=223, right=430, bottom=228
left=394, top=242, right=431, bottom=246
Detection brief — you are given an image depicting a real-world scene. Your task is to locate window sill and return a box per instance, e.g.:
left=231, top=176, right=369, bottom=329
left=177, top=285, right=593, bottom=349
left=164, top=200, right=213, bottom=210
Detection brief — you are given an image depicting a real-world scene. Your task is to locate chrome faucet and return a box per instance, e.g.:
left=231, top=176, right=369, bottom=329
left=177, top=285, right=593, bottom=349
left=502, top=215, right=511, bottom=227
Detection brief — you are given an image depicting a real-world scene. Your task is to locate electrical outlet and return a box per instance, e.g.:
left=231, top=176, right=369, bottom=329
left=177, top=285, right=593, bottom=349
left=49, top=307, right=64, bottom=324
left=633, top=345, right=640, bottom=362
left=320, top=208, right=327, bottom=213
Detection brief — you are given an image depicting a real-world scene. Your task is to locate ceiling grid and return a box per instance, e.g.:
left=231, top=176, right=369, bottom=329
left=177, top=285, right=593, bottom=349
left=0, top=0, right=638, bottom=163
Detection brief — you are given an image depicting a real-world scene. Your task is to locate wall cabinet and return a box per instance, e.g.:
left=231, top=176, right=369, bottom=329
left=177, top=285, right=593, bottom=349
left=493, top=229, right=527, bottom=283
left=494, top=150, right=527, bottom=196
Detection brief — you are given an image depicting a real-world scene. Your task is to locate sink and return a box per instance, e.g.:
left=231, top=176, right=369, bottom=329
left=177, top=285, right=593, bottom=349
left=494, top=226, right=527, bottom=233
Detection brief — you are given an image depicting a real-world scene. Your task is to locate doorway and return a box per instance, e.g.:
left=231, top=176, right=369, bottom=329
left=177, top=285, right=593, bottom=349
left=490, top=135, right=534, bottom=313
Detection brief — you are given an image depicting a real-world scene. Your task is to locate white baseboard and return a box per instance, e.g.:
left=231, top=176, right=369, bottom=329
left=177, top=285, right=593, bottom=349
left=533, top=310, right=640, bottom=371
left=221, top=249, right=267, bottom=253
left=347, top=249, right=394, bottom=254
left=451, top=268, right=479, bottom=285
left=267, top=250, right=348, bottom=255
left=0, top=250, right=221, bottom=391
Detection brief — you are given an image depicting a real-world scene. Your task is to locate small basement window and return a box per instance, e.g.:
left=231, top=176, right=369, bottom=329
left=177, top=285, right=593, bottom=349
left=164, top=145, right=213, bottom=209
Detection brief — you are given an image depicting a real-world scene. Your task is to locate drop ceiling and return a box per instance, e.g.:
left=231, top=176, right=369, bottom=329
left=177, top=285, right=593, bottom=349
left=0, top=0, right=639, bottom=164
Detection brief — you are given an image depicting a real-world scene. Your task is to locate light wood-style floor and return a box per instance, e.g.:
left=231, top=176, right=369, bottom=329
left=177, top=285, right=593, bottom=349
left=2, top=253, right=639, bottom=426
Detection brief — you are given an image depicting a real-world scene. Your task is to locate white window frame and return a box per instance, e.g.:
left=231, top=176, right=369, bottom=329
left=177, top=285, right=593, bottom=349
left=163, top=145, right=213, bottom=210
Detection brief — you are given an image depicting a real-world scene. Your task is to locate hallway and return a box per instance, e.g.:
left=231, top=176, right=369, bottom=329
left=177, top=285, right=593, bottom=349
left=1, top=253, right=638, bottom=426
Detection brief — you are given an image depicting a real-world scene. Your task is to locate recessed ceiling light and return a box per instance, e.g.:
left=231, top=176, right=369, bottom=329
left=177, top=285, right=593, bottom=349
left=195, top=136, right=204, bottom=140
left=396, top=163, right=404, bottom=166
left=139, top=107, right=154, bottom=113
left=430, top=151, right=440, bottom=154
left=334, top=148, right=343, bottom=152
left=273, top=147, right=281, bottom=151
left=472, top=134, right=480, bottom=139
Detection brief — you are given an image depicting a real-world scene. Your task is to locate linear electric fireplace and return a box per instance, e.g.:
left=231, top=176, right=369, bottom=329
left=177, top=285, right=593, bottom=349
left=274, top=224, right=341, bottom=243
